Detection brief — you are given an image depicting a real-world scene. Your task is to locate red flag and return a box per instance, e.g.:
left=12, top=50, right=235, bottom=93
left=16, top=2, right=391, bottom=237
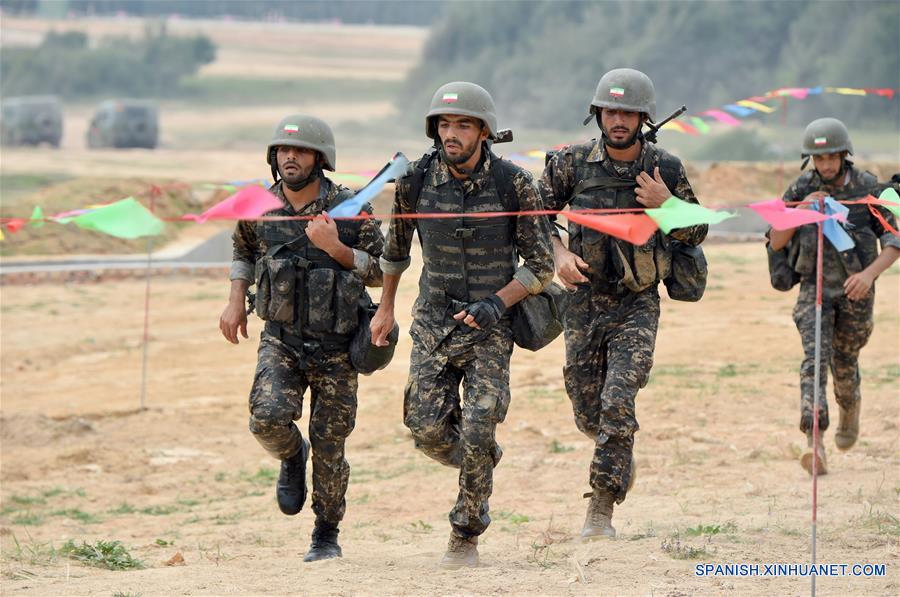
left=6, top=219, right=26, bottom=234
left=565, top=212, right=659, bottom=245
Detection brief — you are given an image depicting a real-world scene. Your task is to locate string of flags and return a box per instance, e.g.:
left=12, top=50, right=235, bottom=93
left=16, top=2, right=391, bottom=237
left=506, top=85, right=897, bottom=162
left=1, top=147, right=897, bottom=252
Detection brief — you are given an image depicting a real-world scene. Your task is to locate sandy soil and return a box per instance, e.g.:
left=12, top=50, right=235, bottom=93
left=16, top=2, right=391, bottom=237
left=1, top=243, right=898, bottom=596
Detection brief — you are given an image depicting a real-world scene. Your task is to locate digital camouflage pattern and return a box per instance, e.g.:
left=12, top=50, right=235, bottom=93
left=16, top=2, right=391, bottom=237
left=540, top=138, right=707, bottom=502
left=232, top=175, right=384, bottom=525
left=248, top=334, right=357, bottom=524
left=792, top=285, right=873, bottom=432
left=382, top=150, right=554, bottom=538
left=782, top=165, right=900, bottom=298
left=781, top=164, right=900, bottom=433
left=403, top=320, right=512, bottom=538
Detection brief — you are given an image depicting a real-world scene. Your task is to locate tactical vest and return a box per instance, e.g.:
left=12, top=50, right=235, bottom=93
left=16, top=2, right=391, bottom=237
left=787, top=167, right=880, bottom=288
left=407, top=150, right=519, bottom=305
left=565, top=143, right=680, bottom=294
left=253, top=183, right=367, bottom=345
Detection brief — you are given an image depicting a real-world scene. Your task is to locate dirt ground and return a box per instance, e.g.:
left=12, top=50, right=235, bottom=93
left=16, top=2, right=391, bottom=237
left=1, top=243, right=898, bottom=596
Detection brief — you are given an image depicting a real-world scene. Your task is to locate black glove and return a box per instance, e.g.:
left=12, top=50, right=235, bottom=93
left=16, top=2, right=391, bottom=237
left=463, top=294, right=507, bottom=330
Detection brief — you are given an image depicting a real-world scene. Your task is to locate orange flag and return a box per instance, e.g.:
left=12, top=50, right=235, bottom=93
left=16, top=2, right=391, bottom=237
left=565, top=212, right=659, bottom=245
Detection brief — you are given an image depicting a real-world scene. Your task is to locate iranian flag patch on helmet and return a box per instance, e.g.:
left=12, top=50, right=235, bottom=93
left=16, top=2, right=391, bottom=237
left=609, top=87, right=625, bottom=97
left=284, top=124, right=299, bottom=133
left=442, top=93, right=459, bottom=103
left=814, top=136, right=827, bottom=145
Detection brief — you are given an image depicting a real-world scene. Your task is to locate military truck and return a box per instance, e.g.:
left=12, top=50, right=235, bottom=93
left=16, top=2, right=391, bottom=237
left=86, top=100, right=159, bottom=149
left=0, top=96, right=64, bottom=147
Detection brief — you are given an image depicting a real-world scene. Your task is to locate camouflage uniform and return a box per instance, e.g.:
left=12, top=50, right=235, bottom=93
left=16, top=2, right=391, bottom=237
left=780, top=165, right=900, bottom=432
left=541, top=139, right=707, bottom=503
left=381, top=151, right=554, bottom=538
left=231, top=177, right=384, bottom=525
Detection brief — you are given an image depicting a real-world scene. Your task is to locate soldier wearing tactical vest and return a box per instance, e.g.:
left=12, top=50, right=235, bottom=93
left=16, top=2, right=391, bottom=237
left=540, top=68, right=708, bottom=539
left=370, top=82, right=554, bottom=568
left=768, top=118, right=900, bottom=475
left=219, top=115, right=385, bottom=561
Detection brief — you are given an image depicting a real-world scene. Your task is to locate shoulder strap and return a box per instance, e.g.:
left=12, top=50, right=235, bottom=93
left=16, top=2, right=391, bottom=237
left=489, top=152, right=520, bottom=212
left=408, top=148, right=438, bottom=214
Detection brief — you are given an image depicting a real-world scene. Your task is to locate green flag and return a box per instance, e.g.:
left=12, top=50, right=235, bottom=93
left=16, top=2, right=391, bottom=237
left=879, top=187, right=900, bottom=218
left=646, top=196, right=734, bottom=234
left=72, top=197, right=164, bottom=239
left=30, top=205, right=45, bottom=228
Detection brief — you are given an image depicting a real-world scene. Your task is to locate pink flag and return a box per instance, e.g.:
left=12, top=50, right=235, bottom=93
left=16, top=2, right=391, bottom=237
left=748, top=198, right=830, bottom=231
left=565, top=212, right=659, bottom=245
left=184, top=185, right=282, bottom=223
left=700, top=110, right=741, bottom=126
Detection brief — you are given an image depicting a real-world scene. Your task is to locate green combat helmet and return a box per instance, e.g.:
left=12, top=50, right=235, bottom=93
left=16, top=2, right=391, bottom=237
left=802, top=117, right=853, bottom=157
left=584, top=68, right=657, bottom=124
left=266, top=114, right=336, bottom=171
left=425, top=81, right=500, bottom=141
left=349, top=312, right=400, bottom=375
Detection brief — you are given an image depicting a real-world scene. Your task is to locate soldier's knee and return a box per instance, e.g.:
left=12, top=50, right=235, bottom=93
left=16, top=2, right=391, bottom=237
left=247, top=404, right=296, bottom=436
left=406, top=419, right=447, bottom=448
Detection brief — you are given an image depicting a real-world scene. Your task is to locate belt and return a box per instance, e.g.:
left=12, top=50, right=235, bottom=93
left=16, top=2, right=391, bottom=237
left=265, top=322, right=350, bottom=353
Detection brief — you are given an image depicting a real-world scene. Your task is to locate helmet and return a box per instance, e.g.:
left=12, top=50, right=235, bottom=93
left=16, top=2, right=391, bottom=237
left=350, top=316, right=400, bottom=375
left=425, top=81, right=499, bottom=140
left=266, top=114, right=336, bottom=171
left=587, top=68, right=657, bottom=122
left=802, top=117, right=853, bottom=157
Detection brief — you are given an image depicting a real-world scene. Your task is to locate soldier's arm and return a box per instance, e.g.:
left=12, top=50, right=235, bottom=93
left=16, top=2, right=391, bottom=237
left=221, top=221, right=257, bottom=344
left=538, top=148, right=576, bottom=242
left=349, top=203, right=385, bottom=287
left=372, top=171, right=416, bottom=345
left=666, top=164, right=708, bottom=247
left=845, top=203, right=900, bottom=299
left=511, top=170, right=555, bottom=297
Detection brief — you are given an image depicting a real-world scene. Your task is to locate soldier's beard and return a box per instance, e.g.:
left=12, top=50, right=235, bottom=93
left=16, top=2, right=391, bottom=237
left=280, top=163, right=319, bottom=191
left=441, top=138, right=479, bottom=166
left=600, top=122, right=641, bottom=150
left=817, top=161, right=845, bottom=186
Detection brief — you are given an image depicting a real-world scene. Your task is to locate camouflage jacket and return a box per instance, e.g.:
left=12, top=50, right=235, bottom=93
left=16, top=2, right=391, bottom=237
left=381, top=149, right=555, bottom=327
left=230, top=177, right=384, bottom=286
left=540, top=138, right=707, bottom=293
left=781, top=164, right=900, bottom=295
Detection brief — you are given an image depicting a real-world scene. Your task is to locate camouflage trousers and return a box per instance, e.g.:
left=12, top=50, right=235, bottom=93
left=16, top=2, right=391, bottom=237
left=792, top=284, right=873, bottom=433
left=403, top=319, right=512, bottom=538
left=248, top=332, right=358, bottom=524
left=562, top=285, right=660, bottom=503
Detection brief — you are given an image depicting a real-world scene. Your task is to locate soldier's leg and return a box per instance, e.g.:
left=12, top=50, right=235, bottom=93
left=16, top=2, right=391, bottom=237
left=831, top=294, right=874, bottom=450
left=403, top=327, right=464, bottom=467
left=305, top=351, right=358, bottom=526
left=591, top=296, right=659, bottom=504
left=792, top=289, right=836, bottom=433
left=562, top=286, right=607, bottom=441
left=248, top=335, right=308, bottom=459
left=447, top=328, right=513, bottom=540
left=248, top=336, right=311, bottom=515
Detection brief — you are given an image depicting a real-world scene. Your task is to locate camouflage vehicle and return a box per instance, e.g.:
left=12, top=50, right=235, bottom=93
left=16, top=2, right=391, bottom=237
left=0, top=96, right=64, bottom=147
left=86, top=100, right=159, bottom=149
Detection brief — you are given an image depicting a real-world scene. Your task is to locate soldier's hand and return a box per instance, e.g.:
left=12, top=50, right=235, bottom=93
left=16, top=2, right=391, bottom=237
left=370, top=304, right=396, bottom=347
left=844, top=270, right=874, bottom=301
left=219, top=300, right=249, bottom=344
left=554, top=245, right=590, bottom=290
left=306, top=212, right=341, bottom=253
left=798, top=191, right=827, bottom=209
left=635, top=167, right=672, bottom=208
left=453, top=295, right=506, bottom=330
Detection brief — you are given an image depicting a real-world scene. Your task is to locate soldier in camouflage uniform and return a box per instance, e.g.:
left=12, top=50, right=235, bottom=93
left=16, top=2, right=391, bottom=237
left=219, top=114, right=384, bottom=561
left=540, top=69, right=707, bottom=539
left=370, top=82, right=554, bottom=568
left=768, top=118, right=900, bottom=475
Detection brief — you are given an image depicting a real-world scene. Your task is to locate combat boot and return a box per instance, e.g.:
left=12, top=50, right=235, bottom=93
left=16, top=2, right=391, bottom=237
left=303, top=520, right=342, bottom=562
left=581, top=488, right=616, bottom=540
left=800, top=430, right=827, bottom=476
left=439, top=533, right=478, bottom=569
left=276, top=438, right=309, bottom=515
left=834, top=402, right=860, bottom=451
